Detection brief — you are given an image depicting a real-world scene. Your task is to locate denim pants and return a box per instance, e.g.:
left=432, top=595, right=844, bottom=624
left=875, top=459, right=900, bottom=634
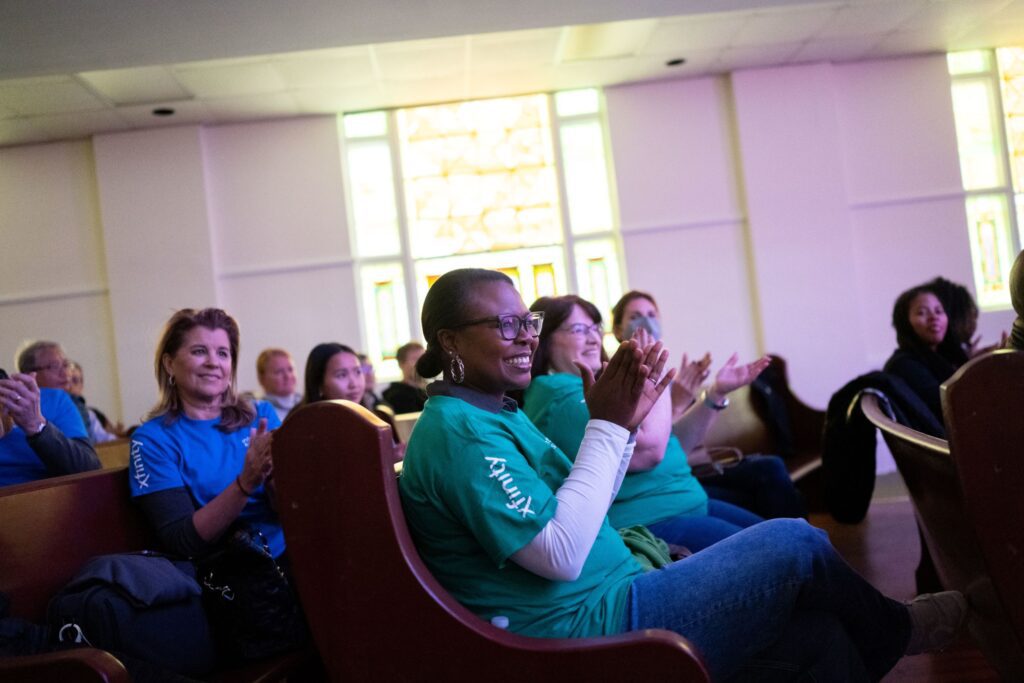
left=627, top=519, right=910, bottom=682
left=646, top=499, right=763, bottom=552
left=701, top=454, right=808, bottom=520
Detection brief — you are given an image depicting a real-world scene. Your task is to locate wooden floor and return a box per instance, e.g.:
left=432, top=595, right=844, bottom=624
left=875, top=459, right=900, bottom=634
left=808, top=488, right=1000, bottom=682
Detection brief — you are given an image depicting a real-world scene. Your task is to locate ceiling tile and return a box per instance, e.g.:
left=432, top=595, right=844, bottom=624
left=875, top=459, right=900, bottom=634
left=469, top=28, right=560, bottom=70
left=869, top=30, right=949, bottom=57
left=954, top=0, right=1024, bottom=48
left=0, top=76, right=107, bottom=115
left=815, top=0, right=928, bottom=39
left=27, top=109, right=130, bottom=141
left=77, top=66, right=190, bottom=105
left=899, top=0, right=1011, bottom=43
left=379, top=74, right=469, bottom=108
left=730, top=4, right=841, bottom=47
left=792, top=35, right=880, bottom=63
left=292, top=86, right=386, bottom=115
left=373, top=41, right=467, bottom=82
left=172, top=61, right=287, bottom=98
left=640, top=12, right=749, bottom=54
left=205, top=92, right=301, bottom=119
left=718, top=42, right=804, bottom=71
left=273, top=48, right=376, bottom=88
left=0, top=118, right=45, bottom=146
left=115, top=99, right=212, bottom=127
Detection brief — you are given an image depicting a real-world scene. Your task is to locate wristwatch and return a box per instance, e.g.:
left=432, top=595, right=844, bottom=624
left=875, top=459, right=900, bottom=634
left=26, top=418, right=47, bottom=436
left=701, top=388, right=729, bottom=411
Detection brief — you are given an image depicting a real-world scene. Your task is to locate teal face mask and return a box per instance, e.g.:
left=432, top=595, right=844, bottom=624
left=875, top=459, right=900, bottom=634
left=624, top=315, right=661, bottom=341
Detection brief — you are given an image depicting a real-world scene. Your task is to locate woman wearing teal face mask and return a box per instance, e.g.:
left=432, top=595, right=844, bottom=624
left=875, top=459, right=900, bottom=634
left=610, top=291, right=806, bottom=520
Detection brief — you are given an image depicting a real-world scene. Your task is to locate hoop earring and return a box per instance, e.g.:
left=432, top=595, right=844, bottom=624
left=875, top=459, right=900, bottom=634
left=450, top=354, right=465, bottom=385
left=168, top=375, right=175, bottom=387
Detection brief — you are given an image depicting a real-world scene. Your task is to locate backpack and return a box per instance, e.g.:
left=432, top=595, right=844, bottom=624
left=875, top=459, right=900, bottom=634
left=47, top=551, right=216, bottom=677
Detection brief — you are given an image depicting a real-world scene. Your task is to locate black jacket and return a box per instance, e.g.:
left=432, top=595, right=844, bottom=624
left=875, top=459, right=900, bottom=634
left=822, top=371, right=943, bottom=523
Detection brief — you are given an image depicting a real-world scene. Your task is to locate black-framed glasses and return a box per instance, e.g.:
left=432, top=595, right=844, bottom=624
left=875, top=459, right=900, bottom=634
left=559, top=322, right=603, bottom=337
left=451, top=312, right=544, bottom=340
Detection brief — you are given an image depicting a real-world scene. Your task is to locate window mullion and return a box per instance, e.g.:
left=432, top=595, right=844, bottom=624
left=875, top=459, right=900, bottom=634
left=549, top=94, right=579, bottom=294
left=387, top=109, right=422, bottom=342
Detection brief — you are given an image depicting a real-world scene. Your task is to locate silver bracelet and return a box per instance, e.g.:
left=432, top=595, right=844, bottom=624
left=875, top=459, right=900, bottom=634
left=701, top=388, right=729, bottom=411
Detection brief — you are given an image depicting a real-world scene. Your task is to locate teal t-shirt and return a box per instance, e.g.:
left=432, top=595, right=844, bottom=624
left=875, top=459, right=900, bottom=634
left=399, top=393, right=643, bottom=638
left=523, top=373, right=708, bottom=529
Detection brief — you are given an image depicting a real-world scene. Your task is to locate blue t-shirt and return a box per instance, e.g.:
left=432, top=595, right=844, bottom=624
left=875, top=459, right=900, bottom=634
left=0, top=388, right=89, bottom=487
left=129, top=401, right=285, bottom=557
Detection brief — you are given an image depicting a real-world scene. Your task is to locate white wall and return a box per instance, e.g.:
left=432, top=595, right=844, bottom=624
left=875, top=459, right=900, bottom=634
left=0, top=140, right=122, bottom=420
left=1, top=54, right=1015, bottom=427
left=606, top=77, right=760, bottom=367
left=606, top=54, right=1016, bottom=409
left=202, top=117, right=360, bottom=395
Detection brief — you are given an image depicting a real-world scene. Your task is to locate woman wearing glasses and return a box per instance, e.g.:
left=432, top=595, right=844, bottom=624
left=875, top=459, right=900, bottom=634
left=522, top=294, right=762, bottom=552
left=399, top=268, right=965, bottom=682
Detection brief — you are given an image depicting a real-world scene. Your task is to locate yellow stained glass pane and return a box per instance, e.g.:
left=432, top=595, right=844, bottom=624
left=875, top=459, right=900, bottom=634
left=397, top=94, right=564, bottom=259
left=346, top=139, right=401, bottom=257
left=997, top=47, right=1024, bottom=194
left=560, top=119, right=615, bottom=234
left=359, top=262, right=411, bottom=380
left=556, top=89, right=600, bottom=117
left=948, top=51, right=991, bottom=76
left=951, top=79, right=1003, bottom=190
left=414, top=246, right=567, bottom=313
left=965, top=194, right=1014, bottom=309
left=574, top=238, right=623, bottom=325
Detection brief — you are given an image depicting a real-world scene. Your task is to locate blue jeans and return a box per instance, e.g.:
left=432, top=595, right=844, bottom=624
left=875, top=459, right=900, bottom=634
left=626, top=519, right=910, bottom=682
left=701, top=454, right=807, bottom=519
left=646, top=499, right=763, bottom=552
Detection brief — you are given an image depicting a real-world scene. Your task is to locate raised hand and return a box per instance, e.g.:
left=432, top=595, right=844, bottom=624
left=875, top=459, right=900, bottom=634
left=709, top=353, right=771, bottom=400
left=239, top=417, right=273, bottom=494
left=581, top=338, right=675, bottom=432
left=0, top=373, right=45, bottom=435
left=672, top=351, right=711, bottom=411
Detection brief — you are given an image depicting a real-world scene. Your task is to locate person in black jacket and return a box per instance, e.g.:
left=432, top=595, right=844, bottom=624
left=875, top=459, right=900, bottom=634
left=382, top=342, right=428, bottom=414
left=883, top=285, right=961, bottom=424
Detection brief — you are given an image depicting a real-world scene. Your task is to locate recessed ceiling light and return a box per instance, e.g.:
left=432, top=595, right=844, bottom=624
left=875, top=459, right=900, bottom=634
left=152, top=107, right=176, bottom=117
left=666, top=58, right=686, bottom=67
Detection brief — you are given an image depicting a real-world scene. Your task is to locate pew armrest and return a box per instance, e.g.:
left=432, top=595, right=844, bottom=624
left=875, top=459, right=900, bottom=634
left=0, top=648, right=130, bottom=683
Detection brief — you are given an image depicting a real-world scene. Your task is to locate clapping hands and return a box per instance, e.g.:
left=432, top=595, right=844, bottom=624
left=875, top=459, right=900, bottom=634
left=579, top=328, right=676, bottom=432
left=708, top=353, right=772, bottom=401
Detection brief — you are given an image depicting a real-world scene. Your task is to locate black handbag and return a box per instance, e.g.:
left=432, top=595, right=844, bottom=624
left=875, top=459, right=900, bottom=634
left=195, top=524, right=309, bottom=662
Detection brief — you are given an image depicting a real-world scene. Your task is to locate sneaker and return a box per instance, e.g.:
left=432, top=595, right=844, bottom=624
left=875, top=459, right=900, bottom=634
left=904, top=591, right=969, bottom=655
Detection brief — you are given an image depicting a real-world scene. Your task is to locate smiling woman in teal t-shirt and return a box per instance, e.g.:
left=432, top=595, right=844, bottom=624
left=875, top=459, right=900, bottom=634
left=523, top=295, right=765, bottom=551
left=397, top=268, right=949, bottom=682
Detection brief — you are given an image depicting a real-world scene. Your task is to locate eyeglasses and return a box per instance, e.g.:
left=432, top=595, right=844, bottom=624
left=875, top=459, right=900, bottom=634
left=452, top=312, right=545, bottom=340
left=559, top=322, right=603, bottom=337
left=31, top=360, right=71, bottom=374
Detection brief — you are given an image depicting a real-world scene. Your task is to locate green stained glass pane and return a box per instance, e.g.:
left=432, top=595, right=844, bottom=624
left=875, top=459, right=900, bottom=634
left=951, top=79, right=1003, bottom=190
left=397, top=94, right=564, bottom=258
left=344, top=111, right=388, bottom=138
left=965, top=194, right=1014, bottom=309
left=560, top=119, right=615, bottom=235
left=997, top=47, right=1024, bottom=194
left=359, top=262, right=411, bottom=380
left=948, top=51, right=991, bottom=76
left=346, top=139, right=401, bottom=257
left=573, top=238, right=623, bottom=325
left=555, top=89, right=600, bottom=117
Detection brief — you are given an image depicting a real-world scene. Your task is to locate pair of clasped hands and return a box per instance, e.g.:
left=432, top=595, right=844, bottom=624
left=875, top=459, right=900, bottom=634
left=578, top=328, right=674, bottom=433
left=579, top=329, right=773, bottom=434
left=0, top=372, right=45, bottom=440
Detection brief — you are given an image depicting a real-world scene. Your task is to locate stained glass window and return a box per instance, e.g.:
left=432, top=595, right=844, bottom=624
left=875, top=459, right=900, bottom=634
left=948, top=49, right=1024, bottom=309
left=397, top=95, right=562, bottom=259
left=342, top=89, right=624, bottom=379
